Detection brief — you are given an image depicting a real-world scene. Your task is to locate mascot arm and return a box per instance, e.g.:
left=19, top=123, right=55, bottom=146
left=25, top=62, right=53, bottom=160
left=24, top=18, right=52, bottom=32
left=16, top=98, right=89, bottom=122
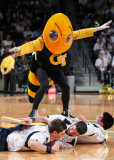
left=73, top=28, right=93, bottom=40
left=18, top=36, right=44, bottom=56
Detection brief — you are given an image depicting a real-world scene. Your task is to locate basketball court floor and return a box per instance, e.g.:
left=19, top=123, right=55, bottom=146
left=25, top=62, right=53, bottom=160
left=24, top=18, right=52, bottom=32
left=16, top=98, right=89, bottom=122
left=0, top=93, right=114, bottom=160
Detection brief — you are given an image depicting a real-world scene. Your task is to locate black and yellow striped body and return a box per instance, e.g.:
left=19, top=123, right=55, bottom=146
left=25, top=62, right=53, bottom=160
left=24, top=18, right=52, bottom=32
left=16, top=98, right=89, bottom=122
left=28, top=55, right=54, bottom=103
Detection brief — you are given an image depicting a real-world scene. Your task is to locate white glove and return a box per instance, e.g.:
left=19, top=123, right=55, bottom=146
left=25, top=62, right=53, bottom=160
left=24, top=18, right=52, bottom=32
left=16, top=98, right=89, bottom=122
left=9, top=47, right=21, bottom=52
left=93, top=20, right=112, bottom=32
left=100, top=20, right=112, bottom=30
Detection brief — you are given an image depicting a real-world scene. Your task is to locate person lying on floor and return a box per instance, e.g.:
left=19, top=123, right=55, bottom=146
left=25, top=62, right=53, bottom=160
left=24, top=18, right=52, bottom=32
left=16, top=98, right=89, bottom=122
left=77, top=112, right=113, bottom=144
left=19, top=114, right=87, bottom=149
left=20, top=112, right=113, bottom=148
left=0, top=119, right=67, bottom=153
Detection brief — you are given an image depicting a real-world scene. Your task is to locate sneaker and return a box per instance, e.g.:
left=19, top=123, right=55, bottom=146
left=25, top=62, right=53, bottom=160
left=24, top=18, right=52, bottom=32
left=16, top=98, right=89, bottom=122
left=4, top=93, right=7, bottom=97
left=61, top=110, right=79, bottom=121
left=10, top=93, right=15, bottom=96
left=28, top=109, right=38, bottom=117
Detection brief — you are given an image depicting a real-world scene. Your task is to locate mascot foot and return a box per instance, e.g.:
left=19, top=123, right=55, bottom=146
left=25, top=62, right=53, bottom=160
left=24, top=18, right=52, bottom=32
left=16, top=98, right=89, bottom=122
left=61, top=110, right=78, bottom=120
left=28, top=109, right=38, bottom=117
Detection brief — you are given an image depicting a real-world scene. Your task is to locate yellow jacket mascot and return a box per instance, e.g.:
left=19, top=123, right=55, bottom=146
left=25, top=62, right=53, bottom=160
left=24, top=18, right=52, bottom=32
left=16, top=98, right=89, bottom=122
left=10, top=13, right=111, bottom=118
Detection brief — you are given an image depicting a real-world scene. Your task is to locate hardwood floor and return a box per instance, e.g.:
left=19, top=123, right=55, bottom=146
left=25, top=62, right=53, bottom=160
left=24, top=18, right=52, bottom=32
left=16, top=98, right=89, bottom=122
left=0, top=93, right=114, bottom=160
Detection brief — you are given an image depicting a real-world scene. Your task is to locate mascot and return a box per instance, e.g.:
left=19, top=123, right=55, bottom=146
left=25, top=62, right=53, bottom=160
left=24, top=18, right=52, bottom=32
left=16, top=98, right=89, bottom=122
left=9, top=13, right=111, bottom=118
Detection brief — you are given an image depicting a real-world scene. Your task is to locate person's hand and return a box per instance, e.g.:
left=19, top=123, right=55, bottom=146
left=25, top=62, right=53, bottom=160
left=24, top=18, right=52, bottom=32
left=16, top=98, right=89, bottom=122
left=51, top=144, right=60, bottom=153
left=93, top=20, right=112, bottom=32
left=78, top=115, right=88, bottom=123
left=100, top=20, right=112, bottom=30
left=9, top=47, right=21, bottom=52
left=19, top=118, right=33, bottom=125
left=2, top=71, right=8, bottom=75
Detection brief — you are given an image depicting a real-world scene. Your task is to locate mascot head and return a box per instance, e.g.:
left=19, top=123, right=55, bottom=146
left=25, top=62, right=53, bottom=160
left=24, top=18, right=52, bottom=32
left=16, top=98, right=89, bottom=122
left=43, top=13, right=73, bottom=55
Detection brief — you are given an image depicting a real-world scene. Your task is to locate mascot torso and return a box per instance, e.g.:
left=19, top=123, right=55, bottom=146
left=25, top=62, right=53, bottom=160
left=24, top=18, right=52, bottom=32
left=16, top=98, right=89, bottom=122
left=35, top=43, right=70, bottom=70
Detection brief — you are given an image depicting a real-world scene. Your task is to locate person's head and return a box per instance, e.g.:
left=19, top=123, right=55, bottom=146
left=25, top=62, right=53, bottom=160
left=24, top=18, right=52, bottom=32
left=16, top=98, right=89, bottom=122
left=43, top=13, right=73, bottom=55
left=98, top=37, right=102, bottom=44
left=97, top=112, right=114, bottom=130
left=67, top=121, right=87, bottom=137
left=102, top=43, right=106, bottom=50
left=6, top=35, right=11, bottom=41
left=11, top=42, right=16, bottom=48
left=10, top=52, right=16, bottom=58
left=104, top=49, right=108, bottom=55
left=49, top=119, right=67, bottom=140
left=4, top=46, right=9, bottom=53
left=99, top=52, right=103, bottom=59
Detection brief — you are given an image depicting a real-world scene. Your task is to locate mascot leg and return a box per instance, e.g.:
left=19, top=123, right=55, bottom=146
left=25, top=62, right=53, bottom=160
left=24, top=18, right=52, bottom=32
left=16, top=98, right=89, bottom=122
left=29, top=67, right=49, bottom=117
left=49, top=70, right=75, bottom=118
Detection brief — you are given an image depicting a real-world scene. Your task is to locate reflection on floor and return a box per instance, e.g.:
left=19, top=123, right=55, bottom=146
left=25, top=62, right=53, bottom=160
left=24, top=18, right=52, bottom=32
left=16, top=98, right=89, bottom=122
left=0, top=93, right=114, bottom=160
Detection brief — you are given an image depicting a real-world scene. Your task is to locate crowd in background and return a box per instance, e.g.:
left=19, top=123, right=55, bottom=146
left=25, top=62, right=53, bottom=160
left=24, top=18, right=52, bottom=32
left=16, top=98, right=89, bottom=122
left=77, top=0, right=114, bottom=84
left=0, top=0, right=114, bottom=91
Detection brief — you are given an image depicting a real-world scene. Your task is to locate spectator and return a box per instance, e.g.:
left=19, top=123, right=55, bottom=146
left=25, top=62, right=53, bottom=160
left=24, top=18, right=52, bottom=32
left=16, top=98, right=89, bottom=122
left=107, top=23, right=114, bottom=35
left=16, top=21, right=25, bottom=34
left=16, top=55, right=28, bottom=68
left=23, top=35, right=31, bottom=44
left=33, top=28, right=42, bottom=39
left=93, top=36, right=104, bottom=61
left=102, top=49, right=111, bottom=85
left=1, top=52, right=16, bottom=96
left=100, top=43, right=107, bottom=54
left=96, top=34, right=106, bottom=44
left=103, top=49, right=112, bottom=70
left=95, top=52, right=107, bottom=83
left=2, top=35, right=13, bottom=47
left=0, top=46, right=10, bottom=61
left=107, top=37, right=113, bottom=53
left=23, top=26, right=34, bottom=39
left=82, top=15, right=92, bottom=28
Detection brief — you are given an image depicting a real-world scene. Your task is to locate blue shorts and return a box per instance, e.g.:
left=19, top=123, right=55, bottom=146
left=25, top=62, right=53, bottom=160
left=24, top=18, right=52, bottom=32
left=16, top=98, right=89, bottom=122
left=0, top=125, right=23, bottom=151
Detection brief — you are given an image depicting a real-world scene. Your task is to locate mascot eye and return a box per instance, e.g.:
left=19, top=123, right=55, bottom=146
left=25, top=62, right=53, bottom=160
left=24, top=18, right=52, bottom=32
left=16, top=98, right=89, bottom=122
left=66, top=34, right=73, bottom=44
left=49, top=30, right=58, bottom=41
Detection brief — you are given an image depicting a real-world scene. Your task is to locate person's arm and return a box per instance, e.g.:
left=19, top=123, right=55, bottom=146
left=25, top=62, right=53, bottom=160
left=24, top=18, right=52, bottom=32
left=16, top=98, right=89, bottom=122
left=73, top=28, right=93, bottom=40
left=78, top=115, right=88, bottom=123
left=73, top=20, right=112, bottom=40
left=19, top=115, right=48, bottom=124
left=9, top=36, right=44, bottom=56
left=1, top=59, right=8, bottom=75
left=6, top=59, right=15, bottom=73
left=19, top=115, right=66, bottom=125
left=55, top=140, right=76, bottom=149
left=28, top=139, right=59, bottom=153
left=0, top=61, right=4, bottom=73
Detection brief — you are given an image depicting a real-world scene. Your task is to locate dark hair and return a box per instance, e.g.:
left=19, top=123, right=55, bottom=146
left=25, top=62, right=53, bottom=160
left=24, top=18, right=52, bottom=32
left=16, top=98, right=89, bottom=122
left=76, top=121, right=87, bottom=135
left=101, top=112, right=114, bottom=130
left=49, top=119, right=67, bottom=133
left=10, top=52, right=15, bottom=55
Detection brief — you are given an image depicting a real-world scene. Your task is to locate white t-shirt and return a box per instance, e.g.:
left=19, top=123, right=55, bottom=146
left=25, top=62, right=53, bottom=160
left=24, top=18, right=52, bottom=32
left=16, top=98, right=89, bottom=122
left=77, top=123, right=108, bottom=144
left=95, top=58, right=105, bottom=70
left=93, top=42, right=103, bottom=51
left=7, top=125, right=50, bottom=151
left=103, top=53, right=112, bottom=65
left=47, top=115, right=77, bottom=149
